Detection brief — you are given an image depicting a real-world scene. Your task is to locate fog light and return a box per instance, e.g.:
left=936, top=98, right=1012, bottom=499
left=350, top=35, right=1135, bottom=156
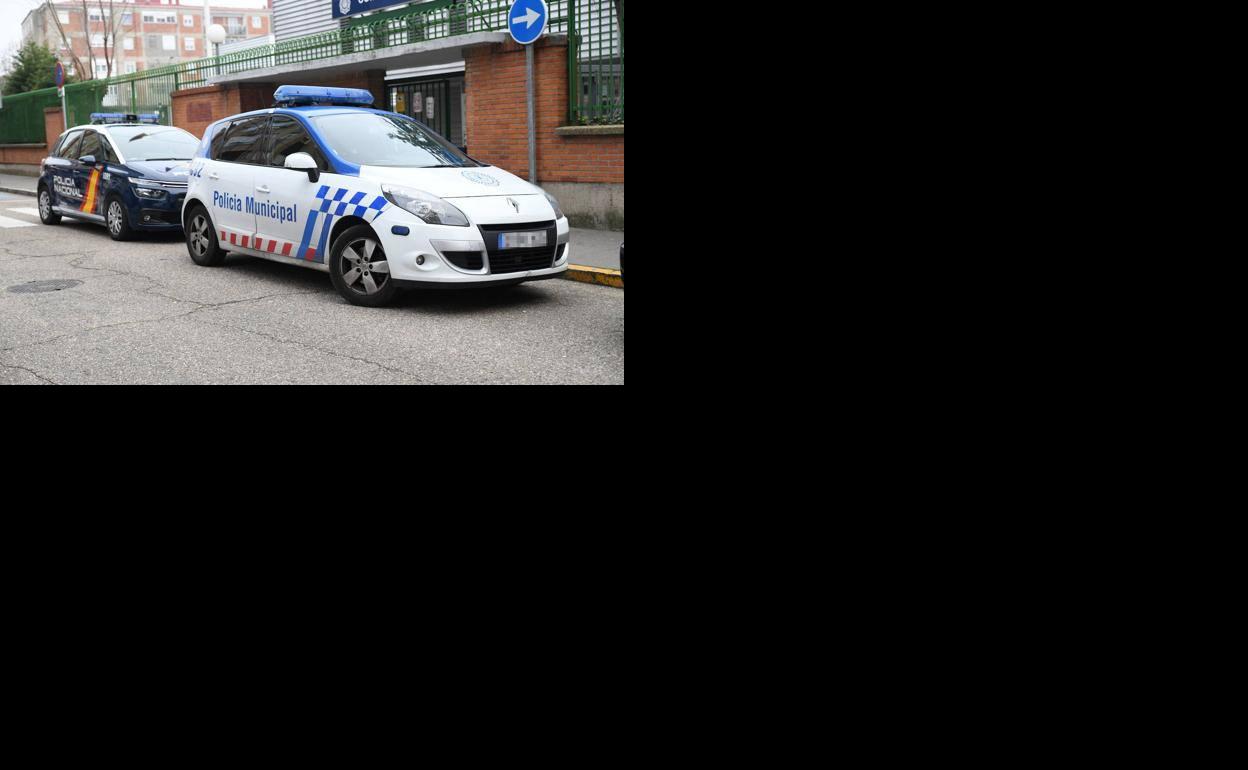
left=143, top=215, right=151, bottom=222
left=416, top=255, right=425, bottom=266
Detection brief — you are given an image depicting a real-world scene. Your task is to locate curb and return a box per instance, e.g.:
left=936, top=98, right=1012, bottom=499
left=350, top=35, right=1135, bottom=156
left=564, top=264, right=623, bottom=289
left=0, top=187, right=36, bottom=197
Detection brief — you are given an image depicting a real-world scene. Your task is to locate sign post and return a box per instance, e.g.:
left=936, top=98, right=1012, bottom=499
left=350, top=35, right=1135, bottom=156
left=55, top=62, right=67, bottom=130
left=508, top=0, right=548, bottom=184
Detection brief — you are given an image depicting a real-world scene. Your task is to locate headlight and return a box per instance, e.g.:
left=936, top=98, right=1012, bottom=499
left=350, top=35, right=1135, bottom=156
left=543, top=189, right=565, bottom=220
left=130, top=179, right=167, bottom=199
left=381, top=185, right=469, bottom=227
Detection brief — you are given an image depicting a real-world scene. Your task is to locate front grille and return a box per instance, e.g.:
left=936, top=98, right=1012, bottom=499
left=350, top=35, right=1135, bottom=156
left=479, top=221, right=557, bottom=275
left=444, top=251, right=484, bottom=271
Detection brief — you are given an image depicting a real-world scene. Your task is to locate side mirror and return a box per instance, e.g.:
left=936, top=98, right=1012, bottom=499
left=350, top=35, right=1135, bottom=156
left=285, top=153, right=320, bottom=184
left=79, top=155, right=96, bottom=166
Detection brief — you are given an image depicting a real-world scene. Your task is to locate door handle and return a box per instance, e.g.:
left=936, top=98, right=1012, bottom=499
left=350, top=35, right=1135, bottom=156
left=256, top=186, right=271, bottom=194
left=208, top=172, right=220, bottom=180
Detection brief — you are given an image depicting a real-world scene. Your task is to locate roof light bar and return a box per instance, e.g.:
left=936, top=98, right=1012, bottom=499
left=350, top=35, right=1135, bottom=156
left=273, top=85, right=375, bottom=107
left=91, top=113, right=136, bottom=124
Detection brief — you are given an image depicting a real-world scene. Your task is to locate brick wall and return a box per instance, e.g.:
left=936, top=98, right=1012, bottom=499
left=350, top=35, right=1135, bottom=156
left=46, top=107, right=64, bottom=148
left=0, top=145, right=47, bottom=165
left=464, top=37, right=623, bottom=185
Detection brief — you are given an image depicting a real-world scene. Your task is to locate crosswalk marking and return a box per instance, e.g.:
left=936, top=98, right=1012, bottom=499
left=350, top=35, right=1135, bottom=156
left=11, top=208, right=42, bottom=219
left=0, top=214, right=36, bottom=229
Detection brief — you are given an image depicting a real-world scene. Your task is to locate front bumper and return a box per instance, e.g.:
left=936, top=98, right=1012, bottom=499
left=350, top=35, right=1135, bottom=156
left=377, top=212, right=571, bottom=285
left=130, top=191, right=187, bottom=230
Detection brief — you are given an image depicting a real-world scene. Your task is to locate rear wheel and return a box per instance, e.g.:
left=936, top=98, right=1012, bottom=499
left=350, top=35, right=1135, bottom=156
left=329, top=225, right=398, bottom=307
left=38, top=186, right=60, bottom=225
left=106, top=196, right=133, bottom=241
left=185, top=205, right=226, bottom=267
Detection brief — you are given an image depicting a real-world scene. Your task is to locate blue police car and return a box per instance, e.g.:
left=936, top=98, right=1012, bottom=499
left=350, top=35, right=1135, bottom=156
left=183, top=86, right=569, bottom=307
left=38, top=113, right=201, bottom=240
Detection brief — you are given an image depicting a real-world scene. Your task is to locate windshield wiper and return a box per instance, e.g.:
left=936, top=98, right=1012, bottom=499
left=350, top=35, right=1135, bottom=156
left=139, top=158, right=189, bottom=162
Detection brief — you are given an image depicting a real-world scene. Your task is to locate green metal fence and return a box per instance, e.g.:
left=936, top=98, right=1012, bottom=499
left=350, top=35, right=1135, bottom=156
left=1, top=0, right=622, bottom=145
left=0, top=88, right=61, bottom=145
left=568, top=0, right=624, bottom=124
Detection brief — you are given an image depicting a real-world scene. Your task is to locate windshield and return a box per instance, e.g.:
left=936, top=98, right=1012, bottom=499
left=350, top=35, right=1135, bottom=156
left=106, top=126, right=201, bottom=162
left=309, top=113, right=481, bottom=168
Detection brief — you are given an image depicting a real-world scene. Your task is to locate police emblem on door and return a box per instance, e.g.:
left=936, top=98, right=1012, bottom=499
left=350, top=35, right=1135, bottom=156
left=340, top=0, right=352, bottom=16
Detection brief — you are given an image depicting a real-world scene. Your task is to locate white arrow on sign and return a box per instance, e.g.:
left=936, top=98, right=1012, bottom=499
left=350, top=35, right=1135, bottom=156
left=512, top=7, right=541, bottom=28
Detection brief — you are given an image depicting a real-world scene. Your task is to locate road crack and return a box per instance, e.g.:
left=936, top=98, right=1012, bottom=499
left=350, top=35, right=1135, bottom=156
left=194, top=319, right=426, bottom=382
left=0, top=361, right=56, bottom=385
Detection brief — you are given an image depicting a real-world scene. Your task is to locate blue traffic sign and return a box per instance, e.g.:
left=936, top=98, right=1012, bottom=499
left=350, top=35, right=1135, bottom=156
left=508, top=0, right=548, bottom=45
left=54, top=62, right=65, bottom=88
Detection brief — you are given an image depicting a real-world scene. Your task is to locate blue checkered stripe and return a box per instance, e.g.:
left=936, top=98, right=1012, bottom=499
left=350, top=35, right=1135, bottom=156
left=316, top=185, right=388, bottom=221
left=296, top=185, right=390, bottom=264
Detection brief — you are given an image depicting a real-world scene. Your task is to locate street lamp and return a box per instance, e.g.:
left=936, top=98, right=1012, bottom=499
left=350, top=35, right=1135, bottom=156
left=208, top=24, right=227, bottom=59
left=207, top=24, right=227, bottom=79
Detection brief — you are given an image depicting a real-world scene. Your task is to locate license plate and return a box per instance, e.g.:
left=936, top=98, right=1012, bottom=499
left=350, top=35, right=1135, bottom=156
left=499, top=231, right=547, bottom=249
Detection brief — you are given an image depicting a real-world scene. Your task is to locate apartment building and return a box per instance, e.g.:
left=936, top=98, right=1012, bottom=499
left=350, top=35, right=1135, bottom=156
left=22, top=0, right=272, bottom=80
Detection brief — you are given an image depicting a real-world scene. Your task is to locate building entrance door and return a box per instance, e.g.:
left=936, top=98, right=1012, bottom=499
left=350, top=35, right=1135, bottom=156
left=388, top=75, right=466, bottom=150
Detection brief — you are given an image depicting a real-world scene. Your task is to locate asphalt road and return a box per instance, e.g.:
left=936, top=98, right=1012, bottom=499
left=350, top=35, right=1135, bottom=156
left=0, top=200, right=624, bottom=385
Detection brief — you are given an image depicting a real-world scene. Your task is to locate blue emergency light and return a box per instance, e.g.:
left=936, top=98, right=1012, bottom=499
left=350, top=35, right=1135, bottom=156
left=273, top=85, right=375, bottom=107
left=90, top=113, right=161, bottom=125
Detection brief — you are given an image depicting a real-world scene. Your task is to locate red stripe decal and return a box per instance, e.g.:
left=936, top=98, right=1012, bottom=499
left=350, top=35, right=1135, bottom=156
left=305, top=248, right=317, bottom=261
left=229, top=233, right=236, bottom=245
left=267, top=240, right=277, bottom=253
left=282, top=243, right=293, bottom=257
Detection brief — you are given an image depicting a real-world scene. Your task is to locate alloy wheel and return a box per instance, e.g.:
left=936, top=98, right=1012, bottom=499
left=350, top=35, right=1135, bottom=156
left=189, top=215, right=211, bottom=258
left=340, top=237, right=390, bottom=295
left=108, top=201, right=124, bottom=235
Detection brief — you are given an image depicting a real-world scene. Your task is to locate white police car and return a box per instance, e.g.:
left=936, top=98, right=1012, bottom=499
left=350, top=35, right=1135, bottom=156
left=183, top=86, right=570, bottom=307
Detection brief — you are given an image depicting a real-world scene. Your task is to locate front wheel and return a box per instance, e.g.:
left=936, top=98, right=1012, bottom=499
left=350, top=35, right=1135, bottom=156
left=329, top=225, right=398, bottom=307
left=106, top=196, right=133, bottom=241
left=185, top=206, right=227, bottom=266
left=38, top=187, right=61, bottom=225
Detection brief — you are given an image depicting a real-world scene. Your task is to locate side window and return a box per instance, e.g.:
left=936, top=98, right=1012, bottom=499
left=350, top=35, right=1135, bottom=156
left=77, top=132, right=103, bottom=162
left=268, top=117, right=328, bottom=171
left=57, top=131, right=84, bottom=159
left=217, top=117, right=267, bottom=164
left=210, top=123, right=231, bottom=160
left=96, top=134, right=115, bottom=164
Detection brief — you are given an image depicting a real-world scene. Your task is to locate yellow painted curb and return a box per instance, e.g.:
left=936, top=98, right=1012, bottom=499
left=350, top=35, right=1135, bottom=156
left=564, top=264, right=623, bottom=289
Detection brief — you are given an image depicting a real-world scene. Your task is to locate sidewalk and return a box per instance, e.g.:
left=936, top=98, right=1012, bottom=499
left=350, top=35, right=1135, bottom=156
left=0, top=174, right=37, bottom=196
left=569, top=227, right=622, bottom=271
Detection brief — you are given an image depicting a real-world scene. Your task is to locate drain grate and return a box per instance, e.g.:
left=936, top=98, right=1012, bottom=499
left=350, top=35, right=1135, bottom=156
left=7, top=279, right=83, bottom=294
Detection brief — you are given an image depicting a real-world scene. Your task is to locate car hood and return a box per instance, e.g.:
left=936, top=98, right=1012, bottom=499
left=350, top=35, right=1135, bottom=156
left=357, top=165, right=539, bottom=199
left=126, top=160, right=192, bottom=182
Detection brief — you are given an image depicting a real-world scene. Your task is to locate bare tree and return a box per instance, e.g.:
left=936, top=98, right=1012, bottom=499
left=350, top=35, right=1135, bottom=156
left=43, top=0, right=87, bottom=79
left=96, top=0, right=125, bottom=80
left=79, top=0, right=97, bottom=79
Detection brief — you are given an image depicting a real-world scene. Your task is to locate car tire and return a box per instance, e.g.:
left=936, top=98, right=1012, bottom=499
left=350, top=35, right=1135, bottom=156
left=329, top=225, right=398, bottom=308
left=185, top=205, right=227, bottom=267
left=106, top=195, right=133, bottom=241
left=37, top=186, right=61, bottom=226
